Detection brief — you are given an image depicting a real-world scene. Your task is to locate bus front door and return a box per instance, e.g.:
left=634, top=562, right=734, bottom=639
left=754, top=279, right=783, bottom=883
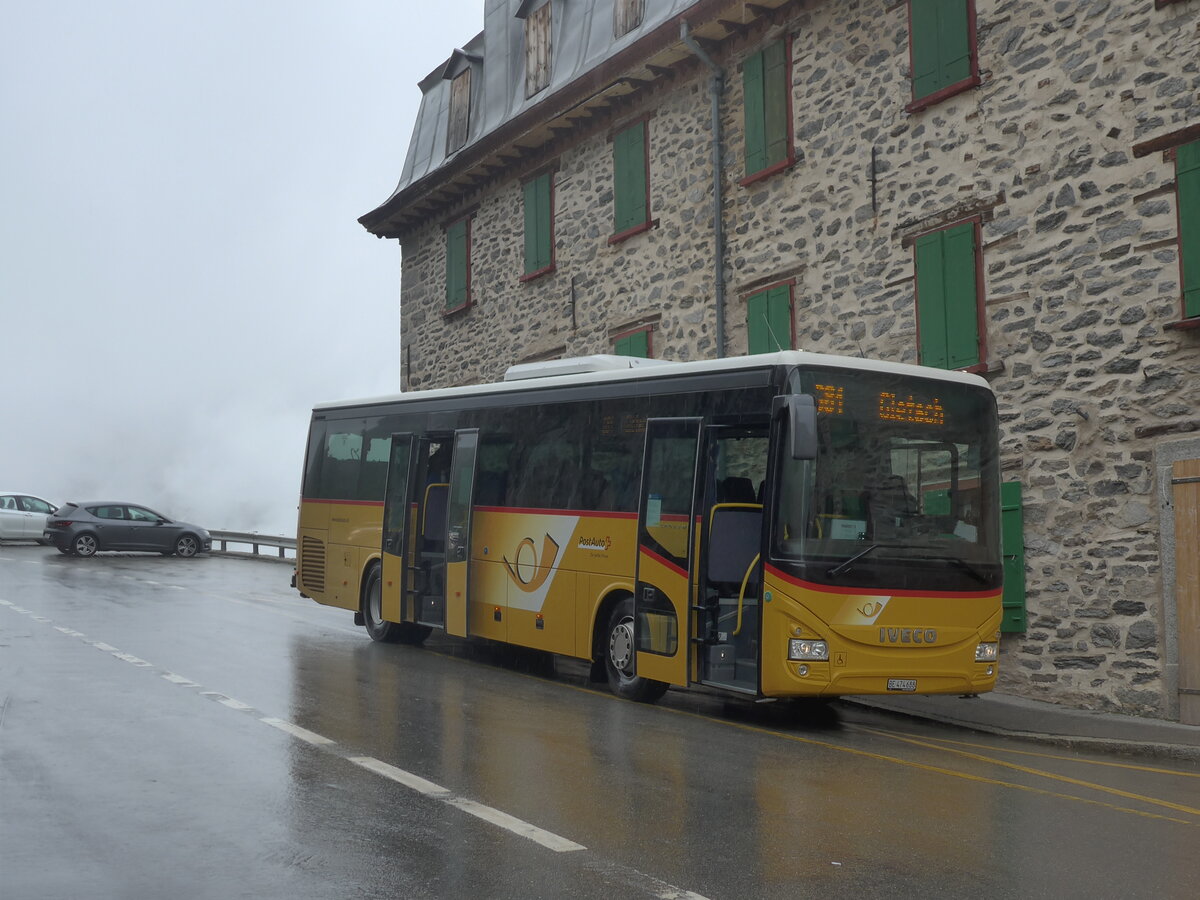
left=444, top=429, right=479, bottom=638
left=381, top=433, right=418, bottom=624
left=634, top=418, right=703, bottom=687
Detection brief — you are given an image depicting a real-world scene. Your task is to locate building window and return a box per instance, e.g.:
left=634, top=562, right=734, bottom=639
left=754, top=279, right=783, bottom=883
left=613, top=327, right=651, bottom=358
left=1176, top=139, right=1200, bottom=321
left=741, top=39, right=793, bottom=183
left=521, top=171, right=555, bottom=280
left=447, top=69, right=471, bottom=154
left=521, top=1, right=552, bottom=98
left=906, top=0, right=979, bottom=112
left=445, top=216, right=471, bottom=312
left=614, top=0, right=644, bottom=37
left=914, top=220, right=983, bottom=370
left=610, top=120, right=650, bottom=242
left=746, top=282, right=793, bottom=354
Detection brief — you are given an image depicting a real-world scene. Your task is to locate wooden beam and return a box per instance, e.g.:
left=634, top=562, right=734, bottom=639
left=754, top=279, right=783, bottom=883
left=717, top=19, right=750, bottom=37
left=1132, top=122, right=1200, bottom=158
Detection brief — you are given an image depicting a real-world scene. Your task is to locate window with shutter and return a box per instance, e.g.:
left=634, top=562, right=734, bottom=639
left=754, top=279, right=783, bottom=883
left=524, top=2, right=551, bottom=98
left=1000, top=480, right=1026, bottom=633
left=446, top=69, right=471, bottom=154
left=521, top=171, right=555, bottom=280
left=907, top=0, right=979, bottom=112
left=445, top=217, right=471, bottom=312
left=915, top=221, right=982, bottom=370
left=611, top=120, right=650, bottom=241
left=614, top=328, right=651, bottom=358
left=741, top=39, right=793, bottom=182
left=614, top=0, right=644, bottom=37
left=1176, top=140, right=1200, bottom=320
left=746, top=283, right=793, bottom=354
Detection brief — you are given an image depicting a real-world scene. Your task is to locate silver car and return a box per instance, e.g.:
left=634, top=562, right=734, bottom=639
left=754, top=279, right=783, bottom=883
left=44, top=502, right=212, bottom=558
left=0, top=492, right=58, bottom=542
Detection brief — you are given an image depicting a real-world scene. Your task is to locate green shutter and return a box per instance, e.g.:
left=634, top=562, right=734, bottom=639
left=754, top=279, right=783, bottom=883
left=614, top=122, right=648, bottom=233
left=445, top=219, right=467, bottom=309
left=1000, top=480, right=1026, bottom=634
left=523, top=173, right=553, bottom=275
left=743, top=49, right=766, bottom=175
left=915, top=223, right=979, bottom=369
left=615, top=329, right=649, bottom=358
left=943, top=222, right=980, bottom=368
left=1177, top=140, right=1200, bottom=318
left=915, top=231, right=949, bottom=368
left=911, top=0, right=972, bottom=101
left=743, top=41, right=789, bottom=176
left=747, top=284, right=791, bottom=354
left=762, top=40, right=789, bottom=168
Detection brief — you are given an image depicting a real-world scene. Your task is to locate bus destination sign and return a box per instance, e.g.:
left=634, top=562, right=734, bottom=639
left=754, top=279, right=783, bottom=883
left=814, top=383, right=945, bottom=427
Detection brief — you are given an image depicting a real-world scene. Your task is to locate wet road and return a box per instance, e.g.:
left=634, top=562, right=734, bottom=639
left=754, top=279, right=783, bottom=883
left=2, top=544, right=1198, bottom=899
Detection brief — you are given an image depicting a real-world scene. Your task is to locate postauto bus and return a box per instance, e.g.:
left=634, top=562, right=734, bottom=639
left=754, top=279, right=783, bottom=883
left=294, top=351, right=1002, bottom=703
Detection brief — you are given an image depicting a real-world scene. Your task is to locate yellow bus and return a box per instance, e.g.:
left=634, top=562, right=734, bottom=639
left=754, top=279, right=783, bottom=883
left=295, top=351, right=1002, bottom=703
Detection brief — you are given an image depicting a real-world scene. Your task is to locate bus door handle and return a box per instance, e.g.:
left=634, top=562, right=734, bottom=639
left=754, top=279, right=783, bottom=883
left=733, top=553, right=761, bottom=637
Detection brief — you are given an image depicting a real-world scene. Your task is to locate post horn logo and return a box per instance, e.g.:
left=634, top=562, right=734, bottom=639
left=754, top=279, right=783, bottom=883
left=503, top=534, right=561, bottom=593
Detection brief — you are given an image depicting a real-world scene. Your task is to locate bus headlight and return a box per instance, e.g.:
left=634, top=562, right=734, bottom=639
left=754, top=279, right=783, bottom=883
left=789, top=639, right=828, bottom=661
left=975, top=642, right=999, bottom=662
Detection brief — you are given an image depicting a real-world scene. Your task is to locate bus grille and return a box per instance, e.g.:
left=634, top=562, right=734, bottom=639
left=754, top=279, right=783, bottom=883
left=300, top=536, right=326, bottom=593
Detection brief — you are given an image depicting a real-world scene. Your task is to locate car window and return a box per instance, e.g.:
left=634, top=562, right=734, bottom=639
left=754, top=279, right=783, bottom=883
left=20, top=497, right=54, bottom=514
left=126, top=506, right=160, bottom=522
left=0, top=496, right=16, bottom=511
left=91, top=506, right=125, bottom=520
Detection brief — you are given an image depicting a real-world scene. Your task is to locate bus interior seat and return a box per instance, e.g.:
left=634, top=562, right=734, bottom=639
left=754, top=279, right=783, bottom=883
left=717, top=476, right=756, bottom=504
left=707, top=506, right=762, bottom=592
left=422, top=483, right=449, bottom=549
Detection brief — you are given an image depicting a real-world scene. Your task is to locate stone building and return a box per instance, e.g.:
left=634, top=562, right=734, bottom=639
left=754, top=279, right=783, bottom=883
left=359, top=0, right=1200, bottom=722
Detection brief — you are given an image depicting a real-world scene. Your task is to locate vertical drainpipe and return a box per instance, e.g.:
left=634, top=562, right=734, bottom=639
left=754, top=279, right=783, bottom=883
left=680, top=21, right=726, bottom=358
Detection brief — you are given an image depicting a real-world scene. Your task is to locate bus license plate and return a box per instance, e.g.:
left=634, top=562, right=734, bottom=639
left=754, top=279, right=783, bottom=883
left=887, top=678, right=917, bottom=692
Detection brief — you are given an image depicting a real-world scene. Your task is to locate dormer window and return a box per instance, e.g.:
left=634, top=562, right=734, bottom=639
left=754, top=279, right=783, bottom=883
left=447, top=69, right=471, bottom=153
left=614, top=0, right=644, bottom=37
left=517, top=0, right=552, bottom=98
left=441, top=48, right=479, bottom=155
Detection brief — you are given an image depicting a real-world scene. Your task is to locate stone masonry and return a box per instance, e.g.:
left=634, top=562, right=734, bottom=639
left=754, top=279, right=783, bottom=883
left=392, top=0, right=1200, bottom=718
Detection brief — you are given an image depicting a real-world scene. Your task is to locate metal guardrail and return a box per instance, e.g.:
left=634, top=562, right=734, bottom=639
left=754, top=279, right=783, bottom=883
left=209, top=530, right=296, bottom=562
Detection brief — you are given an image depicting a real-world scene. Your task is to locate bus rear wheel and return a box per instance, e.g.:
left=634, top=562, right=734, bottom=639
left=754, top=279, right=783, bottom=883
left=604, top=597, right=668, bottom=703
left=362, top=566, right=402, bottom=643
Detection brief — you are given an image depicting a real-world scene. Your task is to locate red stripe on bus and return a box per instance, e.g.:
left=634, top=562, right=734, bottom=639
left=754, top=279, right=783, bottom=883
left=302, top=498, right=385, bottom=507
left=764, top=563, right=999, bottom=600
left=472, top=506, right=637, bottom=519
left=639, top=544, right=689, bottom=579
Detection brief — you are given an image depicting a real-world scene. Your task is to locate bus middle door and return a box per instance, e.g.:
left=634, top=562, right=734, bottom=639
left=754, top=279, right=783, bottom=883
left=634, top=418, right=703, bottom=687
left=443, top=429, right=480, bottom=638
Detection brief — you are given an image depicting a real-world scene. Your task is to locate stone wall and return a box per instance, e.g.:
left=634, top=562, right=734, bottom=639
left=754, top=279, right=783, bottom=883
left=397, top=0, right=1200, bottom=717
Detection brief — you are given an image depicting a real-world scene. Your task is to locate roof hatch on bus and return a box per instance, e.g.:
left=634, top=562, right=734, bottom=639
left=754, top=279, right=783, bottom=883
left=503, top=354, right=676, bottom=382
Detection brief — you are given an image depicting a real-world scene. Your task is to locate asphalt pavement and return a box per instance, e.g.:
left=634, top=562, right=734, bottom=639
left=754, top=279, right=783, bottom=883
left=844, top=691, right=1200, bottom=760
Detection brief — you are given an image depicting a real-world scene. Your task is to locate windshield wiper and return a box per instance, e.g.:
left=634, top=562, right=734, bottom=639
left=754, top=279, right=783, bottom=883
left=827, top=543, right=882, bottom=578
left=937, top=554, right=988, bottom=583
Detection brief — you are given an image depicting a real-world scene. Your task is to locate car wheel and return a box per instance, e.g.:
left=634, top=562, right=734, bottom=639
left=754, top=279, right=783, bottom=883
left=174, top=534, right=200, bottom=558
left=603, top=596, right=669, bottom=703
left=72, top=533, right=98, bottom=557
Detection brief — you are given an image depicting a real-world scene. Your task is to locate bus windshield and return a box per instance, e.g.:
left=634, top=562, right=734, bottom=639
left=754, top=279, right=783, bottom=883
left=773, top=367, right=1001, bottom=593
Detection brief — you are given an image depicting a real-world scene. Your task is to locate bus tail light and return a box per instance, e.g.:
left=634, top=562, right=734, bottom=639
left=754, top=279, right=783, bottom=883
left=789, top=639, right=828, bottom=661
left=975, top=642, right=999, bottom=662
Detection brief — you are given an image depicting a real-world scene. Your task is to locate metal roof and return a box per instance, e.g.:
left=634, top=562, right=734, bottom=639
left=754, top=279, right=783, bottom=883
left=359, top=0, right=797, bottom=237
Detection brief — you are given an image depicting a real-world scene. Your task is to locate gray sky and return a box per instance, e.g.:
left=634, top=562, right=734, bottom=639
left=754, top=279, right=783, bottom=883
left=3, top=1, right=482, bottom=535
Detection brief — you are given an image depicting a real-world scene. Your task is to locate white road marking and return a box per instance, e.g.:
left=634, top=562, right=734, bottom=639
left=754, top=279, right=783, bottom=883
left=0, top=590, right=726, bottom=897
left=260, top=718, right=335, bottom=746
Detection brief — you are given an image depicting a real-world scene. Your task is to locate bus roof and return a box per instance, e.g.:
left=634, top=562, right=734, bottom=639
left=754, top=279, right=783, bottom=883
left=313, top=351, right=992, bottom=413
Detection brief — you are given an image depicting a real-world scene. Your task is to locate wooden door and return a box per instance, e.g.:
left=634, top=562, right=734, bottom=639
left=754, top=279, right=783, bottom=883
left=1174, top=459, right=1200, bottom=725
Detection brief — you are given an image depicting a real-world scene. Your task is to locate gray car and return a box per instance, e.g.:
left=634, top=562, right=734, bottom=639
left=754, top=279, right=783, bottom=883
left=45, top=501, right=212, bottom=558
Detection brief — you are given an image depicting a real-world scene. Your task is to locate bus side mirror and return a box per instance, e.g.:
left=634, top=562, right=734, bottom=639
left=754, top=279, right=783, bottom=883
left=774, top=394, right=817, bottom=460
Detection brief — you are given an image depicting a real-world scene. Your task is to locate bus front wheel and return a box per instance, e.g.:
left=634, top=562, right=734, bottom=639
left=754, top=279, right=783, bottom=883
left=604, top=598, right=668, bottom=703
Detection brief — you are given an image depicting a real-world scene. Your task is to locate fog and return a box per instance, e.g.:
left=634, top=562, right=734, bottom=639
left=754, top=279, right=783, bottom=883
left=3, top=1, right=483, bottom=536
